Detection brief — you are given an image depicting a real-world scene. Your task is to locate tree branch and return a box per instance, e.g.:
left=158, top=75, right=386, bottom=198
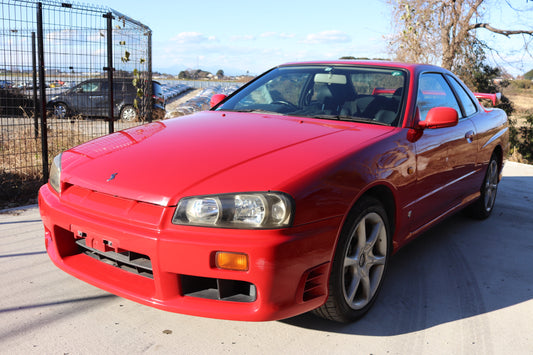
left=464, top=0, right=484, bottom=26
left=470, top=23, right=533, bottom=37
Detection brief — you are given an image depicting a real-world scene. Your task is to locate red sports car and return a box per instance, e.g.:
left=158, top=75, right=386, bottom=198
left=39, top=61, right=509, bottom=322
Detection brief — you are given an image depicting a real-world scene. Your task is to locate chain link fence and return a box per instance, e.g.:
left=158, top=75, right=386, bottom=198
left=1, top=0, right=153, bottom=208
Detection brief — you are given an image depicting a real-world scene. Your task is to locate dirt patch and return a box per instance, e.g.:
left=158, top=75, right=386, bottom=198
left=165, top=89, right=202, bottom=112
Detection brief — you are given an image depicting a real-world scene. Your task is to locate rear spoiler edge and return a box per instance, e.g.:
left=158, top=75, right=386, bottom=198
left=474, top=92, right=501, bottom=106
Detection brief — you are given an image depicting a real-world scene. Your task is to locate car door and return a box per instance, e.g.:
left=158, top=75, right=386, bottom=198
left=409, top=72, right=478, bottom=234
left=66, top=81, right=92, bottom=115
left=444, top=74, right=482, bottom=200
left=70, top=80, right=107, bottom=116
left=113, top=80, right=136, bottom=112
left=90, top=80, right=108, bottom=116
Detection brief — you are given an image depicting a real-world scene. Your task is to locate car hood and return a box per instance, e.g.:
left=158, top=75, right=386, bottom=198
left=60, top=111, right=391, bottom=206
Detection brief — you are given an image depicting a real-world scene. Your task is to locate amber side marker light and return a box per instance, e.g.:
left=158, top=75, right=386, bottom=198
left=215, top=252, right=249, bottom=271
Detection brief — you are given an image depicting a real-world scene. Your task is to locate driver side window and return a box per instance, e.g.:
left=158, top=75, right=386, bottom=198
left=417, top=73, right=461, bottom=121
left=236, top=74, right=307, bottom=109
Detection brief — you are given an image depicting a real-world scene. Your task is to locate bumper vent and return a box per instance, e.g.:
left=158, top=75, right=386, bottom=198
left=302, top=263, right=329, bottom=302
left=75, top=239, right=153, bottom=279
left=180, top=275, right=256, bottom=302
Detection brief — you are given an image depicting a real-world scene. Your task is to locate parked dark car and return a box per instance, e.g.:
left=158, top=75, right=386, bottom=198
left=0, top=80, right=13, bottom=89
left=47, top=78, right=165, bottom=121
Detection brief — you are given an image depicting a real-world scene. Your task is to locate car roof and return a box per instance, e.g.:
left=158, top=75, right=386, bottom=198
left=278, top=60, right=450, bottom=75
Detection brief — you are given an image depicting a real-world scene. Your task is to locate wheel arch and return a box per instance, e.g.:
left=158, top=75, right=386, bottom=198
left=48, top=100, right=68, bottom=108
left=492, top=144, right=504, bottom=176
left=328, top=183, right=397, bottom=260
left=356, top=184, right=397, bottom=238
left=117, top=103, right=129, bottom=115
left=332, top=183, right=397, bottom=258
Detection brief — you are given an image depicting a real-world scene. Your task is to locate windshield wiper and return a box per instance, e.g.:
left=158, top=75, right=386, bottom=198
left=222, top=109, right=285, bottom=115
left=308, top=114, right=352, bottom=120
left=303, top=114, right=390, bottom=126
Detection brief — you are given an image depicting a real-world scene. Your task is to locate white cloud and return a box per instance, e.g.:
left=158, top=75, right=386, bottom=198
left=260, top=32, right=295, bottom=39
left=170, top=32, right=214, bottom=44
left=231, top=35, right=256, bottom=41
left=303, top=30, right=351, bottom=44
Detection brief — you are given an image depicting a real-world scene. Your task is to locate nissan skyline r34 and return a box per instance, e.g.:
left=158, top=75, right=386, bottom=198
left=39, top=61, right=508, bottom=322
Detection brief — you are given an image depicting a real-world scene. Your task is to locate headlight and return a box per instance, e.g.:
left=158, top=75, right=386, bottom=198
left=173, top=192, right=293, bottom=229
left=49, top=153, right=62, bottom=194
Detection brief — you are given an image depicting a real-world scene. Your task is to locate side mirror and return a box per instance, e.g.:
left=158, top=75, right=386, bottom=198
left=210, top=94, right=227, bottom=108
left=418, top=107, right=458, bottom=129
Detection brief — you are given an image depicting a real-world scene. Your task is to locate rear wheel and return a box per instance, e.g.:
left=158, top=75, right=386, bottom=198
left=52, top=102, right=69, bottom=119
left=120, top=105, right=138, bottom=122
left=467, top=154, right=500, bottom=219
left=314, top=196, right=391, bottom=322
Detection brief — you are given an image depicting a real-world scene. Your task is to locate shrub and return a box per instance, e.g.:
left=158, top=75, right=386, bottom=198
left=512, top=112, right=533, bottom=162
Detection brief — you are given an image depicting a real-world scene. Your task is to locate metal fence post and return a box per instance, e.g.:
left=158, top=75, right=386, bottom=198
left=104, top=12, right=114, bottom=134
left=37, top=2, right=49, bottom=182
left=32, top=32, right=39, bottom=140
left=147, top=31, right=153, bottom=123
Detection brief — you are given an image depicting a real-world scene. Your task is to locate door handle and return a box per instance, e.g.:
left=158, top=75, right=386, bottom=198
left=465, top=130, right=475, bottom=143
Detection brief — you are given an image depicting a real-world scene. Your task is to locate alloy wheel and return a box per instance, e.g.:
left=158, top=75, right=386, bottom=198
left=342, top=212, right=388, bottom=310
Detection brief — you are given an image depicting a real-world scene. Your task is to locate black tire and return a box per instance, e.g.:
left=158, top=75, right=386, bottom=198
left=120, top=105, right=138, bottom=122
left=466, top=153, right=500, bottom=220
left=314, top=196, right=391, bottom=322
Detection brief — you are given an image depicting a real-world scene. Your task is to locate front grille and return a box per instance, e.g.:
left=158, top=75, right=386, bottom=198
left=180, top=275, right=256, bottom=302
left=75, top=238, right=153, bottom=279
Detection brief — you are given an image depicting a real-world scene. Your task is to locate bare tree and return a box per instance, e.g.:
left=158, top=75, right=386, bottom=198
left=388, top=0, right=533, bottom=71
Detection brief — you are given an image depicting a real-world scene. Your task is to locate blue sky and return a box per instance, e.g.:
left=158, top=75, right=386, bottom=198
left=93, top=0, right=532, bottom=76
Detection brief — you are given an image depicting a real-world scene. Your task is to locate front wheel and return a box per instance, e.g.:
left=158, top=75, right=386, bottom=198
left=314, top=196, right=391, bottom=322
left=120, top=105, right=139, bottom=122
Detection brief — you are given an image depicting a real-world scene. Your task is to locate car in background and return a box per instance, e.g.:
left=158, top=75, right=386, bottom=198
left=47, top=78, right=165, bottom=121
left=49, top=79, right=65, bottom=88
left=39, top=61, right=508, bottom=323
left=0, top=80, right=13, bottom=89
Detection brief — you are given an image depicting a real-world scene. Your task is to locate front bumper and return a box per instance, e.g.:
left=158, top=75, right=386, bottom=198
left=38, top=184, right=341, bottom=321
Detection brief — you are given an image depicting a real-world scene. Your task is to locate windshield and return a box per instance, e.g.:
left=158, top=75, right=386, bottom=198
left=217, top=65, right=407, bottom=126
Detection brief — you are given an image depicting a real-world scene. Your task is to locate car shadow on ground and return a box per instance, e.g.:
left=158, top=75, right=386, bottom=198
left=282, top=176, right=533, bottom=335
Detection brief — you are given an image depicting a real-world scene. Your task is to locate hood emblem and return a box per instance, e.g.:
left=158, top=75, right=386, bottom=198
left=107, top=173, right=118, bottom=182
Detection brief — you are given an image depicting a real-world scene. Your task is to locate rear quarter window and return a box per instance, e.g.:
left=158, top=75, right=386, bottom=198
left=446, top=75, right=477, bottom=117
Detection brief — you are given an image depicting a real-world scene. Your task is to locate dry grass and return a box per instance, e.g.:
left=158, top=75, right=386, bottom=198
left=506, top=84, right=533, bottom=123
left=1, top=123, right=92, bottom=209
left=1, top=124, right=90, bottom=174
left=510, top=94, right=533, bottom=112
